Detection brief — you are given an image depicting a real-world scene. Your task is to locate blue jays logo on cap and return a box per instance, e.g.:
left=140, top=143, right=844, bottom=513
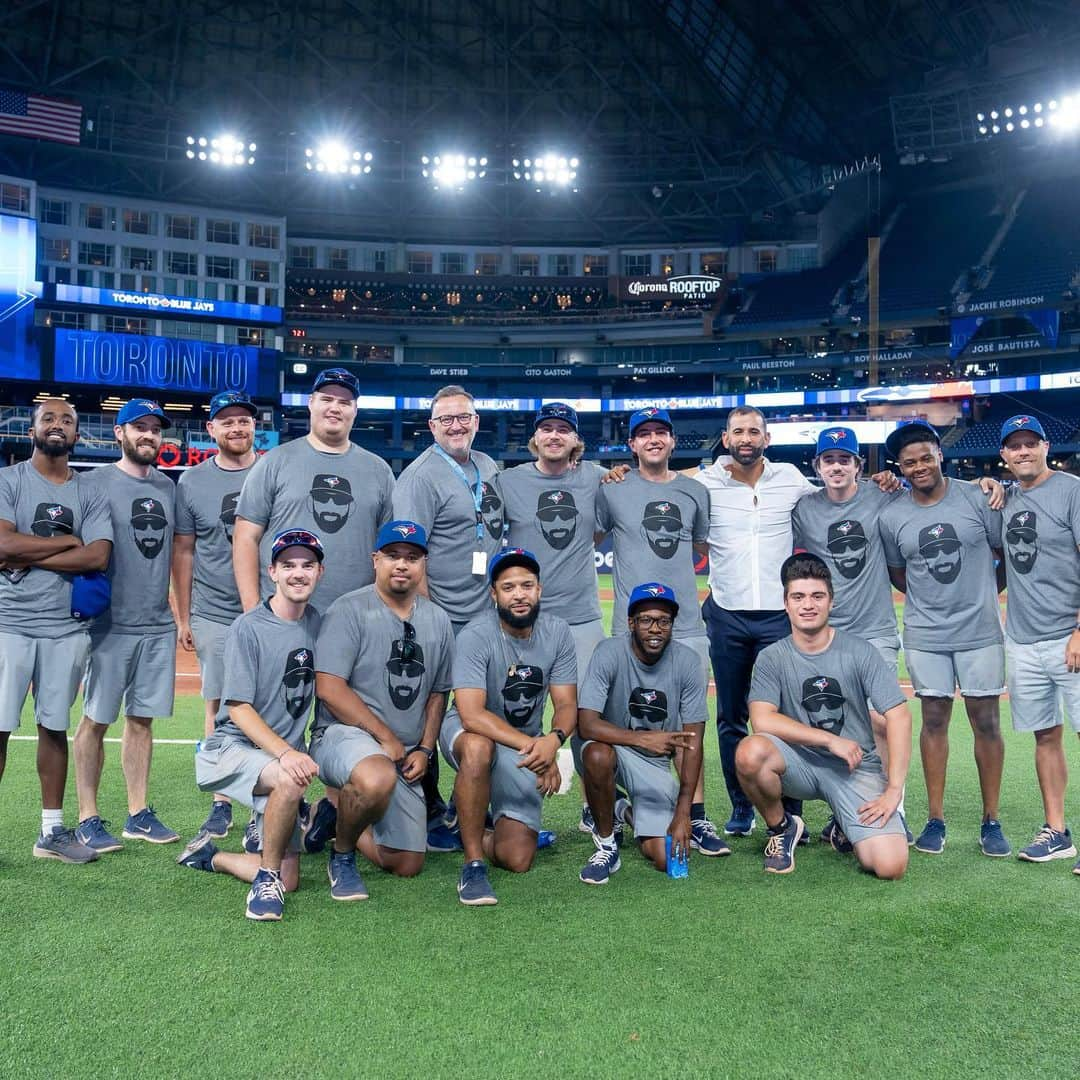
left=1015, top=512, right=1032, bottom=527
left=46, top=505, right=64, bottom=520
left=824, top=430, right=845, bottom=442
left=376, top=519, right=428, bottom=552
left=928, top=524, right=945, bottom=540
left=394, top=523, right=417, bottom=538
left=140, top=499, right=155, bottom=513
left=515, top=667, right=533, bottom=680
left=1011, top=416, right=1031, bottom=427
left=546, top=492, right=565, bottom=504
left=999, top=413, right=1047, bottom=446
left=646, top=585, right=668, bottom=597
left=627, top=581, right=680, bottom=616
left=640, top=689, right=659, bottom=704
left=836, top=520, right=855, bottom=535
left=815, top=426, right=859, bottom=456
left=813, top=677, right=830, bottom=693
left=294, top=650, right=309, bottom=666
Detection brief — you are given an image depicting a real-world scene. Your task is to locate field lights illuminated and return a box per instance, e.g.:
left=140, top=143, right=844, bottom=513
left=976, top=95, right=1076, bottom=138
left=185, top=134, right=256, bottom=166
left=305, top=142, right=373, bottom=175
left=512, top=152, right=580, bottom=191
left=421, top=153, right=488, bottom=191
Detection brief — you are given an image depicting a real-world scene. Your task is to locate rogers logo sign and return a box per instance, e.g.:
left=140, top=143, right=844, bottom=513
left=627, top=275, right=722, bottom=299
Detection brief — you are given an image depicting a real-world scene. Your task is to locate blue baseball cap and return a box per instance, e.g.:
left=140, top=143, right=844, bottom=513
left=116, top=398, right=170, bottom=428
left=311, top=367, right=360, bottom=398
left=375, top=519, right=429, bottom=553
left=489, top=547, right=541, bottom=584
left=815, top=426, right=860, bottom=457
left=627, top=582, right=679, bottom=616
left=208, top=390, right=258, bottom=420
left=534, top=402, right=579, bottom=431
left=628, top=407, right=674, bottom=437
left=1000, top=414, right=1048, bottom=445
left=270, top=528, right=324, bottom=563
left=884, top=419, right=939, bottom=461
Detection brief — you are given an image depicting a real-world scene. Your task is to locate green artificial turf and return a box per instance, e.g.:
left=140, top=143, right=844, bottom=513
left=0, top=588, right=1076, bottom=1079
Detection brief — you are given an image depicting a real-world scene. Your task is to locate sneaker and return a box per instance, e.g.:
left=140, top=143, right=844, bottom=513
left=245, top=868, right=285, bottom=921
left=32, top=825, right=99, bottom=864
left=820, top=816, right=854, bottom=854
left=457, top=859, right=497, bottom=906
left=176, top=830, right=218, bottom=872
left=762, top=814, right=804, bottom=874
left=327, top=850, right=369, bottom=901
left=979, top=818, right=1012, bottom=858
left=537, top=829, right=556, bottom=850
left=122, top=806, right=180, bottom=844
left=75, top=815, right=123, bottom=853
left=303, top=797, right=337, bottom=854
left=426, top=812, right=463, bottom=853
left=579, top=843, right=621, bottom=885
left=1017, top=824, right=1077, bottom=863
left=915, top=817, right=947, bottom=854
left=723, top=804, right=755, bottom=837
left=199, top=801, right=233, bottom=839
left=614, top=795, right=634, bottom=829
left=243, top=816, right=262, bottom=854
left=690, top=816, right=732, bottom=856
left=579, top=805, right=596, bottom=836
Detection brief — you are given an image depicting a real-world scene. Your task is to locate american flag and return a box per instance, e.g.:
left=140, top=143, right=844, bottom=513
left=0, top=89, right=82, bottom=145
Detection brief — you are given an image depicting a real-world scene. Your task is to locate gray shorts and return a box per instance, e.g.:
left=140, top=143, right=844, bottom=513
left=0, top=631, right=90, bottom=733
left=764, top=734, right=906, bottom=847
left=868, top=635, right=901, bottom=673
left=191, top=615, right=229, bottom=702
left=581, top=739, right=678, bottom=838
left=905, top=643, right=1006, bottom=698
left=570, top=619, right=607, bottom=677
left=84, top=628, right=176, bottom=724
left=1006, top=634, right=1080, bottom=733
left=310, top=725, right=426, bottom=853
left=439, top=710, right=542, bottom=832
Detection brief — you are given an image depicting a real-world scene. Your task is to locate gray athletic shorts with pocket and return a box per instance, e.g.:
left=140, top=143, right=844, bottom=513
left=439, top=710, right=542, bottom=833
left=1006, top=634, right=1080, bottom=733
left=905, top=642, right=1006, bottom=698
left=868, top=635, right=901, bottom=673
left=763, top=734, right=906, bottom=847
left=84, top=628, right=176, bottom=724
left=310, top=725, right=426, bottom=853
left=0, top=630, right=90, bottom=733
left=580, top=738, right=678, bottom=838
left=191, top=615, right=230, bottom=702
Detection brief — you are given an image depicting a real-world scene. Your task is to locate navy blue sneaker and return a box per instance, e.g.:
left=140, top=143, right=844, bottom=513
left=915, top=817, right=946, bottom=854
left=537, top=829, right=556, bottom=850
left=328, top=850, right=369, bottom=901
left=724, top=804, right=755, bottom=837
left=1018, top=824, right=1076, bottom=863
left=690, top=815, right=732, bottom=856
left=579, top=805, right=596, bottom=836
left=75, top=815, right=123, bottom=853
left=199, top=801, right=233, bottom=839
left=243, top=816, right=261, bottom=854
left=122, top=806, right=180, bottom=844
left=980, top=818, right=1012, bottom=858
left=820, top=816, right=854, bottom=854
left=457, top=859, right=497, bottom=906
left=245, top=868, right=285, bottom=921
left=426, top=810, right=463, bottom=852
left=580, top=843, right=621, bottom=885
left=176, top=830, right=218, bottom=872
left=33, top=826, right=99, bottom=864
left=762, top=814, right=804, bottom=874
left=302, top=797, right=337, bottom=854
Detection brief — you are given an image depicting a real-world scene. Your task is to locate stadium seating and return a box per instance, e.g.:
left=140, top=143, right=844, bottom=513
left=950, top=412, right=1080, bottom=452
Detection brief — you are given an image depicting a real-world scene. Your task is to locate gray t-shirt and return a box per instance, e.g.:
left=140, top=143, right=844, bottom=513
left=393, top=446, right=503, bottom=623
left=175, top=456, right=253, bottom=625
left=81, top=464, right=176, bottom=635
left=1002, top=471, right=1080, bottom=644
left=0, top=460, right=113, bottom=638
left=501, top=460, right=605, bottom=625
left=750, top=630, right=906, bottom=755
left=792, top=481, right=900, bottom=639
left=236, top=437, right=394, bottom=609
left=578, top=636, right=708, bottom=764
left=444, top=610, right=577, bottom=738
left=208, top=600, right=321, bottom=749
left=596, top=471, right=709, bottom=639
left=879, top=479, right=1003, bottom=651
left=313, top=586, right=454, bottom=744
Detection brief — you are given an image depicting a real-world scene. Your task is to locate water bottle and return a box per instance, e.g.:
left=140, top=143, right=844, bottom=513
left=665, top=833, right=689, bottom=878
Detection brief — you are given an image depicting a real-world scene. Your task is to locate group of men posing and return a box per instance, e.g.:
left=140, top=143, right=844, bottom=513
left=1, top=371, right=1078, bottom=920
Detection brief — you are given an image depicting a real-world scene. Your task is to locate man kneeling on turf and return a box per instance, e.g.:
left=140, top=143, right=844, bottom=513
left=178, top=529, right=323, bottom=921
left=736, top=553, right=911, bottom=879
left=577, top=582, right=717, bottom=884
left=311, top=520, right=453, bottom=900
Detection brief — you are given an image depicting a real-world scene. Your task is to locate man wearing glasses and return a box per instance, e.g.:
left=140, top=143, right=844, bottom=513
left=172, top=390, right=260, bottom=841
left=310, top=520, right=454, bottom=899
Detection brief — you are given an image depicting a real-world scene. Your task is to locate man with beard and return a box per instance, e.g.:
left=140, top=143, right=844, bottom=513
left=179, top=530, right=323, bottom=921
left=310, top=520, right=453, bottom=897
left=74, top=399, right=181, bottom=851
left=173, top=390, right=260, bottom=839
left=0, top=399, right=112, bottom=863
left=997, top=416, right=1080, bottom=867
left=234, top=368, right=393, bottom=852
left=577, top=583, right=712, bottom=885
left=739, top=554, right=911, bottom=879
left=595, top=408, right=726, bottom=855
left=879, top=419, right=1009, bottom=857
left=440, top=549, right=577, bottom=905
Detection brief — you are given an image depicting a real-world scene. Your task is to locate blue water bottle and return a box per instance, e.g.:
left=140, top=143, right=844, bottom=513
left=665, top=834, right=689, bottom=878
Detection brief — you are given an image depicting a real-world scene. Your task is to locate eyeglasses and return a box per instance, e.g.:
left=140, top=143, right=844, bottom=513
left=431, top=413, right=476, bottom=428
left=400, top=620, right=417, bottom=661
left=633, top=615, right=673, bottom=630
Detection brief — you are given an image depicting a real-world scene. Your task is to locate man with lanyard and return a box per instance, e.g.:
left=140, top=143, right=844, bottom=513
left=0, top=398, right=112, bottom=864
left=596, top=407, right=728, bottom=856
left=173, top=389, right=260, bottom=840
left=440, top=549, right=577, bottom=906
left=577, top=583, right=709, bottom=885
left=879, top=419, right=1010, bottom=857
left=178, top=529, right=323, bottom=921
left=996, top=416, right=1080, bottom=869
left=311, top=520, right=454, bottom=899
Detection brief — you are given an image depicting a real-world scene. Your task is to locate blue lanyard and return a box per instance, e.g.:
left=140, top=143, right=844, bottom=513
left=434, top=445, right=485, bottom=542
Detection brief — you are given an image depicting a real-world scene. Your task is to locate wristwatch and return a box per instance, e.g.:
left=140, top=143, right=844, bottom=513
left=551, top=727, right=569, bottom=745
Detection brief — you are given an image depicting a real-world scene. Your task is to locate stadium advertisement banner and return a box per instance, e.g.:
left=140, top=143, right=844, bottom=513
left=0, top=212, right=42, bottom=381
left=54, top=329, right=271, bottom=395
left=618, top=274, right=724, bottom=303
left=954, top=295, right=1046, bottom=315
left=951, top=311, right=1059, bottom=358
left=52, top=283, right=283, bottom=325
left=767, top=420, right=899, bottom=446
